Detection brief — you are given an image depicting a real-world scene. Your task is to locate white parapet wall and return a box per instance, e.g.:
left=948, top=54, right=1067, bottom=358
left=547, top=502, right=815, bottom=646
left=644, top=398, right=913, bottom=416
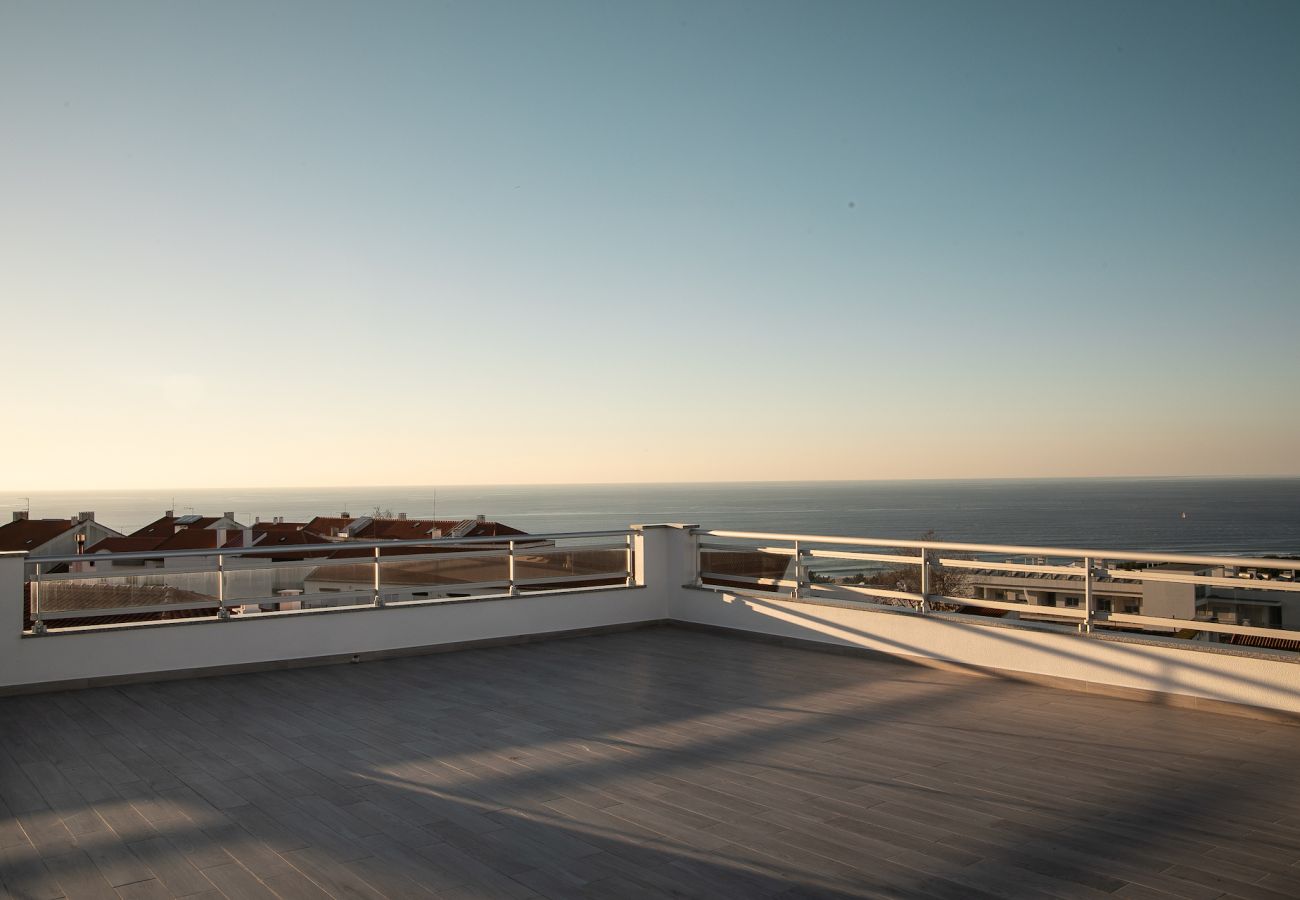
left=7, top=527, right=1300, bottom=718
left=0, top=536, right=672, bottom=692
left=668, top=583, right=1300, bottom=717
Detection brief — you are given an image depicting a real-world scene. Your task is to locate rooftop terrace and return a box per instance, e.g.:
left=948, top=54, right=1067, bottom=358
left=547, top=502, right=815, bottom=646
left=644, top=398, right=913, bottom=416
left=4, top=525, right=1300, bottom=897
left=4, top=627, right=1300, bottom=899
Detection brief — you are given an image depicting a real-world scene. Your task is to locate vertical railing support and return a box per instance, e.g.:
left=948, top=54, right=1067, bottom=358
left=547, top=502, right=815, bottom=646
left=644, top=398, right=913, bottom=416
left=1082, top=556, right=1095, bottom=633
left=624, top=534, right=634, bottom=587
left=31, top=563, right=47, bottom=635
left=792, top=541, right=804, bottom=599
left=689, top=530, right=702, bottom=588
left=918, top=546, right=930, bottom=614
left=508, top=540, right=517, bottom=595
left=372, top=546, right=384, bottom=607
left=216, top=553, right=231, bottom=620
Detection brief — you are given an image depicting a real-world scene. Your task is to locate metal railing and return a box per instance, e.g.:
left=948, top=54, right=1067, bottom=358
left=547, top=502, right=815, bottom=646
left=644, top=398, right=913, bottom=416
left=24, top=530, right=637, bottom=633
left=693, top=529, right=1300, bottom=651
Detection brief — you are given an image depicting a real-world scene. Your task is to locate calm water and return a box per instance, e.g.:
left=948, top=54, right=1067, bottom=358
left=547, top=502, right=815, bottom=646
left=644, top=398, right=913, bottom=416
left=6, top=479, right=1300, bottom=556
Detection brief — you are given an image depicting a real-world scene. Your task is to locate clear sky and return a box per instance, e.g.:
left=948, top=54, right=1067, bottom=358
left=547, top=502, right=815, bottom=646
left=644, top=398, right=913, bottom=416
left=2, top=1, right=1297, bottom=489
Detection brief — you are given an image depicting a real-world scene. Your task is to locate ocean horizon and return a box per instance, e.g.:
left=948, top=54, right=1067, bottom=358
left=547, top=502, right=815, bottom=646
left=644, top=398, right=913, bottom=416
left=6, top=477, right=1300, bottom=557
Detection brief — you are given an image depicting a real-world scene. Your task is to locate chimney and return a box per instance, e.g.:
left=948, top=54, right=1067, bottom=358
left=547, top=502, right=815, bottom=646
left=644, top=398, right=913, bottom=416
left=340, top=511, right=350, bottom=519
left=165, top=509, right=174, bottom=518
left=223, top=511, right=234, bottom=521
left=12, top=511, right=29, bottom=522
left=77, top=511, right=94, bottom=524
left=254, top=516, right=261, bottom=524
left=477, top=514, right=486, bottom=524
left=398, top=512, right=407, bottom=520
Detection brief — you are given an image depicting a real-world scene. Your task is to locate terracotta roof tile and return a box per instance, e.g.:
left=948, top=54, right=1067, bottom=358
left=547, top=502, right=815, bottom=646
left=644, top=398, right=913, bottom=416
left=85, top=536, right=167, bottom=554
left=0, top=519, right=76, bottom=552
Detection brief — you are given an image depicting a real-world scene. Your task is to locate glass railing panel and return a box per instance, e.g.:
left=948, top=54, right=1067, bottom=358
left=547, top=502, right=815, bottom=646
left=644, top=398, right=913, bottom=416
left=32, top=570, right=222, bottom=628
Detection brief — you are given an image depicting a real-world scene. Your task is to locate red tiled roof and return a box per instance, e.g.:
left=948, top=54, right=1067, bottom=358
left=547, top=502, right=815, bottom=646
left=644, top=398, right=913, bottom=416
left=352, top=519, right=446, bottom=540
left=351, top=519, right=530, bottom=541
left=129, top=516, right=223, bottom=539
left=304, top=516, right=355, bottom=537
left=0, top=519, right=76, bottom=552
left=85, top=536, right=167, bottom=554
left=152, top=529, right=235, bottom=552
left=462, top=521, right=529, bottom=539
left=223, top=530, right=335, bottom=555
left=129, top=516, right=177, bottom=538
left=253, top=521, right=310, bottom=533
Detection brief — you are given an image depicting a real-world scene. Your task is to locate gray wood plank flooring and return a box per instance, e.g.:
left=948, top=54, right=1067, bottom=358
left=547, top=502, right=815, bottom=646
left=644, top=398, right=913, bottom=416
left=2, top=626, right=1299, bottom=898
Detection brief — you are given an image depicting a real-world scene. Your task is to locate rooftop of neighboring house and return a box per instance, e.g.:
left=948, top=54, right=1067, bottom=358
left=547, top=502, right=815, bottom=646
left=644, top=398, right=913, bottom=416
left=0, top=518, right=79, bottom=552
left=0, top=512, right=119, bottom=553
left=304, top=513, right=529, bottom=542
left=84, top=536, right=169, bottom=554
left=129, top=511, right=243, bottom=540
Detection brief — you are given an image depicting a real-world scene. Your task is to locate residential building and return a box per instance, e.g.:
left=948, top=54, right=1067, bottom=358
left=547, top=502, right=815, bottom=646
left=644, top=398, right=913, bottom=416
left=0, top=511, right=121, bottom=573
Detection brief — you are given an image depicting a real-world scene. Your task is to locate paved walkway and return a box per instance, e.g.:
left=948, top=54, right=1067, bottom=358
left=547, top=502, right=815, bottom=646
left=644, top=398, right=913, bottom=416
left=2, top=626, right=1299, bottom=898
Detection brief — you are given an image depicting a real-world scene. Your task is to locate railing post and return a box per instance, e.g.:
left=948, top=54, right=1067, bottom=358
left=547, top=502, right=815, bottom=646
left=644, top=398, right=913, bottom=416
left=216, top=553, right=231, bottom=620
left=688, top=530, right=702, bottom=588
left=372, top=546, right=384, bottom=607
left=31, top=562, right=47, bottom=635
left=792, top=540, right=804, bottom=599
left=918, top=546, right=930, bottom=614
left=508, top=540, right=517, bottom=595
left=624, top=533, right=634, bottom=588
left=1082, top=556, right=1094, bottom=633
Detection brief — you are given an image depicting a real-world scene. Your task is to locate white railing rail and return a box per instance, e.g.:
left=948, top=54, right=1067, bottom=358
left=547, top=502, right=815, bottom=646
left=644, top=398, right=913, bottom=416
left=693, top=528, right=1300, bottom=648
left=24, top=530, right=636, bottom=633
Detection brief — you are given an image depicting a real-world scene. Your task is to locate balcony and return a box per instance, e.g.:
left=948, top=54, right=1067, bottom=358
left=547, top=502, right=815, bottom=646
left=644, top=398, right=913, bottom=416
left=3, top=525, right=1300, bottom=897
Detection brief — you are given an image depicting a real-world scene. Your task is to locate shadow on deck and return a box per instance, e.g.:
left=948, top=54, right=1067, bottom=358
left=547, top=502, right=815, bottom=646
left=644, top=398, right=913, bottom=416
left=2, top=626, right=1299, bottom=899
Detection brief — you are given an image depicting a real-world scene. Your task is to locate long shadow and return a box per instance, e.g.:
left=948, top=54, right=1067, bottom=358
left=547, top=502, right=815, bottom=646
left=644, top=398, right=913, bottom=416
left=3, top=627, right=1300, bottom=899
left=722, top=591, right=1300, bottom=712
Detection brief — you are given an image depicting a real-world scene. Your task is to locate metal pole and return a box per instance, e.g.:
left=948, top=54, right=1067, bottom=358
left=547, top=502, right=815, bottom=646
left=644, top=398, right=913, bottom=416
left=372, top=546, right=383, bottom=607
left=1082, top=556, right=1094, bottom=633
left=690, top=530, right=703, bottom=588
left=918, top=547, right=930, bottom=614
left=508, top=540, right=517, bottom=595
left=216, top=554, right=230, bottom=620
left=792, top=540, right=803, bottom=599
left=624, top=534, right=633, bottom=587
left=31, top=564, right=46, bottom=635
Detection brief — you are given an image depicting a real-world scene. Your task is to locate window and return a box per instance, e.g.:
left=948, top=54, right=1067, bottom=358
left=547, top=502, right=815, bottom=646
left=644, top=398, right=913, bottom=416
left=1124, top=604, right=1140, bottom=614
left=1097, top=599, right=1113, bottom=612
left=1064, top=598, right=1080, bottom=608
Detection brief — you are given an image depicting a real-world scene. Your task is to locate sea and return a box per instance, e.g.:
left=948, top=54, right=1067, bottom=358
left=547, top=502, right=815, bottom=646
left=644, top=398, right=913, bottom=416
left=6, top=478, right=1300, bottom=557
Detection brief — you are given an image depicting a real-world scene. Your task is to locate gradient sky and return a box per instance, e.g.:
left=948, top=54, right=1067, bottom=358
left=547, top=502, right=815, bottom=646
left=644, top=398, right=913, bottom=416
left=2, top=1, right=1297, bottom=489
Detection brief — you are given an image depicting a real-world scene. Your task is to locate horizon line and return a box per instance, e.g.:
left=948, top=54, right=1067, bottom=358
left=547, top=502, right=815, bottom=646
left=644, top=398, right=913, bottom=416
left=6, top=472, right=1300, bottom=495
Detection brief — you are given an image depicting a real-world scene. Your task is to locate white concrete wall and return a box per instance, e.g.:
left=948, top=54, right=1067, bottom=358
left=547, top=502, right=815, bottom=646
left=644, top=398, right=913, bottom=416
left=7, top=528, right=1300, bottom=717
left=669, top=585, right=1300, bottom=715
left=0, top=538, right=667, bottom=691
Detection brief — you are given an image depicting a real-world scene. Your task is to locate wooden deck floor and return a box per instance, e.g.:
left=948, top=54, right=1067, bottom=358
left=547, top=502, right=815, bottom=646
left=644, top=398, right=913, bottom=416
left=3, top=626, right=1300, bottom=899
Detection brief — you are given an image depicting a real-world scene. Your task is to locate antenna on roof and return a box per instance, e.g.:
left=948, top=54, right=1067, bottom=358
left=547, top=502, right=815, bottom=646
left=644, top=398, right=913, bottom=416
left=432, top=488, right=437, bottom=520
